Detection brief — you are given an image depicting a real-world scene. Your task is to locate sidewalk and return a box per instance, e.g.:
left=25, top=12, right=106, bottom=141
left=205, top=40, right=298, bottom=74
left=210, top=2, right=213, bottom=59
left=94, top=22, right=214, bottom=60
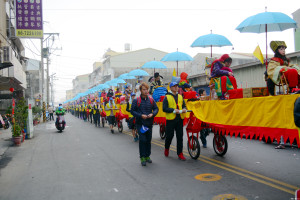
left=0, top=127, right=12, bottom=157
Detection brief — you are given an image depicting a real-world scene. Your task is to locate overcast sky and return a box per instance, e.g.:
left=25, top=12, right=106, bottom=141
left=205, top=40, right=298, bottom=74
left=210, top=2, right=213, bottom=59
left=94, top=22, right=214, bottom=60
left=23, top=0, right=300, bottom=103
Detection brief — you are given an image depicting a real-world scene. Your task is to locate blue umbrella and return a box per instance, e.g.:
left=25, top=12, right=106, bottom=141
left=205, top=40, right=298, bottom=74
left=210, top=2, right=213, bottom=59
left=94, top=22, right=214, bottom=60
left=105, top=81, right=118, bottom=87
left=98, top=84, right=110, bottom=89
left=191, top=32, right=233, bottom=57
left=161, top=51, right=193, bottom=76
left=236, top=11, right=297, bottom=62
left=111, top=78, right=126, bottom=84
left=128, top=69, right=149, bottom=77
left=118, top=73, right=136, bottom=80
left=141, top=61, right=167, bottom=75
left=141, top=61, right=167, bottom=69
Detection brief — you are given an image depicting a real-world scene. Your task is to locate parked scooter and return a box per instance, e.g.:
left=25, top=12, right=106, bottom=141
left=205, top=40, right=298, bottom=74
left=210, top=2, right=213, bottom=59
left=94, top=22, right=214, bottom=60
left=0, top=114, right=10, bottom=129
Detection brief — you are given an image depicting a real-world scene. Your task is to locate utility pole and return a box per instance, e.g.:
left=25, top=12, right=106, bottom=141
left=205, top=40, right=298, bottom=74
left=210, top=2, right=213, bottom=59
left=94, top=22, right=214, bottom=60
left=49, top=73, right=57, bottom=106
left=43, top=33, right=60, bottom=107
left=40, top=33, right=59, bottom=122
left=40, top=38, right=45, bottom=122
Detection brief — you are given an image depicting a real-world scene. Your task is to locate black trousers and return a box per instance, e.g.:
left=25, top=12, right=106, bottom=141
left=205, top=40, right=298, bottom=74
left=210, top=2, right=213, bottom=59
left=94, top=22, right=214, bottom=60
left=49, top=113, right=54, bottom=121
left=165, top=118, right=184, bottom=155
left=136, top=124, right=152, bottom=158
left=93, top=113, right=100, bottom=126
left=89, top=113, right=93, bottom=123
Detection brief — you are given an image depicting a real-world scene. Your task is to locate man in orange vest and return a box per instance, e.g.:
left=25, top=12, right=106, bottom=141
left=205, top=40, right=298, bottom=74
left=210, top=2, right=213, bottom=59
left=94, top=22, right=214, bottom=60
left=163, top=82, right=187, bottom=161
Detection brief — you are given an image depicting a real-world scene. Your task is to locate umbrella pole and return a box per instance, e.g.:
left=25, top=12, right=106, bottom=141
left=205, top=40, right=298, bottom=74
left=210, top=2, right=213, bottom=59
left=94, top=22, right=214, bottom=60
left=211, top=45, right=212, bottom=57
left=177, top=61, right=178, bottom=76
left=265, top=24, right=268, bottom=69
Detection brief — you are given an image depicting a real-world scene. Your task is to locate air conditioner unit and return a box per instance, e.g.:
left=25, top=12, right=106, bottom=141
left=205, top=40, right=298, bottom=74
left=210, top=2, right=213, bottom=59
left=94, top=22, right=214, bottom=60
left=2, top=46, right=12, bottom=63
left=0, top=49, right=3, bottom=63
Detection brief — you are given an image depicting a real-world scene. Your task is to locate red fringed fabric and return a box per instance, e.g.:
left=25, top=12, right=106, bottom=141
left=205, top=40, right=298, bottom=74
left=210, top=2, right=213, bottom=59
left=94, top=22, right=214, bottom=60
left=154, top=117, right=166, bottom=125
left=209, top=123, right=300, bottom=148
left=185, top=113, right=300, bottom=148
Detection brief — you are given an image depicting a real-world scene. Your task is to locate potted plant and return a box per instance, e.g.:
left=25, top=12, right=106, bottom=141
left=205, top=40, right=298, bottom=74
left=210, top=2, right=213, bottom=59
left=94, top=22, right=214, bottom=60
left=12, top=123, right=22, bottom=146
left=32, top=106, right=42, bottom=126
left=13, top=98, right=28, bottom=142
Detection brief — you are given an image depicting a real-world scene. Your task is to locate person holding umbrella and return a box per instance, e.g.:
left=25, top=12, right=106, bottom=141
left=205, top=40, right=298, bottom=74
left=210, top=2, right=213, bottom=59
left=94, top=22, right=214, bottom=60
left=163, top=82, right=187, bottom=161
left=267, top=41, right=300, bottom=95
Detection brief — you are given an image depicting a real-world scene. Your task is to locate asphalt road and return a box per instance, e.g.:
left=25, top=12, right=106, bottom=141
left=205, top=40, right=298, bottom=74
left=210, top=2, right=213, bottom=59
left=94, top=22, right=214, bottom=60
left=0, top=113, right=299, bottom=200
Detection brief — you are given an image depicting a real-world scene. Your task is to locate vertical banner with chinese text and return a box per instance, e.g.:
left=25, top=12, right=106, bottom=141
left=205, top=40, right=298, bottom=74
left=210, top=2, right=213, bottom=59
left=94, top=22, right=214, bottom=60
left=15, top=0, right=43, bottom=38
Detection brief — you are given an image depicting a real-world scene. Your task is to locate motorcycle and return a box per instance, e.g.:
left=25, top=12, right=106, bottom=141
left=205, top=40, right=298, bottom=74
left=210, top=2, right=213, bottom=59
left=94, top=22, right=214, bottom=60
left=55, top=114, right=66, bottom=132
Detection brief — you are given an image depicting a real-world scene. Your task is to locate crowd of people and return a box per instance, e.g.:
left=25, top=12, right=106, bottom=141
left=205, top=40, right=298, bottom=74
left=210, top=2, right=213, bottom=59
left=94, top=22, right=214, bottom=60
left=66, top=79, right=210, bottom=166
left=64, top=40, right=297, bottom=165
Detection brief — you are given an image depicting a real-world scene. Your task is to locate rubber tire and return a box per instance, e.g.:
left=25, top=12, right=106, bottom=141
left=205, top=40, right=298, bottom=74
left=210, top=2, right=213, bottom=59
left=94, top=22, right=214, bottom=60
left=213, top=134, right=228, bottom=156
left=118, top=122, right=123, bottom=133
left=187, top=136, right=200, bottom=160
left=4, top=123, right=9, bottom=129
left=159, top=124, right=166, bottom=139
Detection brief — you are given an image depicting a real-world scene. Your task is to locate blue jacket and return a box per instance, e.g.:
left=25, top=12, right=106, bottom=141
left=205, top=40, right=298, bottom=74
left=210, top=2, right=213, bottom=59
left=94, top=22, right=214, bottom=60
left=131, top=95, right=158, bottom=127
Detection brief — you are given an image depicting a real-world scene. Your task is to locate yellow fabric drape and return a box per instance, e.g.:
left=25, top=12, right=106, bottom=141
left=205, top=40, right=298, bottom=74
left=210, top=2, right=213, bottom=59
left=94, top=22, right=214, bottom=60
left=188, top=95, right=300, bottom=130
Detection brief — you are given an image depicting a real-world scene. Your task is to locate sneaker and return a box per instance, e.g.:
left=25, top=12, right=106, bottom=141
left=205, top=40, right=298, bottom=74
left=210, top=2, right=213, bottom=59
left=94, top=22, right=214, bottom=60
left=145, top=157, right=152, bottom=163
left=178, top=153, right=186, bottom=161
left=134, top=136, right=139, bottom=142
left=164, top=149, right=169, bottom=157
left=140, top=157, right=146, bottom=166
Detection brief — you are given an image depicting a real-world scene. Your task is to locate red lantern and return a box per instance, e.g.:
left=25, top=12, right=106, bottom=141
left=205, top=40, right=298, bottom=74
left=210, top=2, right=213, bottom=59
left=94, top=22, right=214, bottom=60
left=9, top=88, right=14, bottom=93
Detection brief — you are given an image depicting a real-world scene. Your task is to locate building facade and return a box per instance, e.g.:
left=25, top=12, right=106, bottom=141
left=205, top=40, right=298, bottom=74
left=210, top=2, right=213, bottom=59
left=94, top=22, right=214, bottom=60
left=25, top=59, right=42, bottom=106
left=89, top=62, right=103, bottom=88
left=0, top=0, right=27, bottom=113
left=89, top=48, right=187, bottom=90
left=292, top=9, right=300, bottom=52
left=66, top=89, right=74, bottom=101
left=71, top=73, right=90, bottom=98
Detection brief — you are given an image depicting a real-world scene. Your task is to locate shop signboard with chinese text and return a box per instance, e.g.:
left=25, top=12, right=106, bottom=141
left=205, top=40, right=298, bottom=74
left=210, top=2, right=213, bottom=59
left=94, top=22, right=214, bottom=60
left=15, top=0, right=43, bottom=38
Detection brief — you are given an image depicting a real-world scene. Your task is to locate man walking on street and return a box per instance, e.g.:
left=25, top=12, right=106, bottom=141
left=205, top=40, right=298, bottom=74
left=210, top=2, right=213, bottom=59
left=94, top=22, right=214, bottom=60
left=48, top=106, right=54, bottom=121
left=105, top=97, right=117, bottom=133
left=88, top=102, right=93, bottom=124
left=163, top=82, right=187, bottom=161
left=131, top=82, right=158, bottom=166
left=93, top=100, right=101, bottom=127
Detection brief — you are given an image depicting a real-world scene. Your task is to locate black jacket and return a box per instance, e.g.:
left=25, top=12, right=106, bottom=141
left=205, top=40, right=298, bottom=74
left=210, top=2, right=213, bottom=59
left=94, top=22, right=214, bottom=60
left=131, top=95, right=158, bottom=127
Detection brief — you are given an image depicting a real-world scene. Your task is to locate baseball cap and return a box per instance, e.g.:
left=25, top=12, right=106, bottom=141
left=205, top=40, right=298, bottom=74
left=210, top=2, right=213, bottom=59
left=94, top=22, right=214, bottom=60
left=170, top=82, right=178, bottom=87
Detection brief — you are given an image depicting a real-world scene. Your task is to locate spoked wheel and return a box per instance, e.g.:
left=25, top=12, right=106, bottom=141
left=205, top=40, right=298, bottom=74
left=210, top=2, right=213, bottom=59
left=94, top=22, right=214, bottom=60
left=118, top=121, right=123, bottom=133
left=159, top=124, right=166, bottom=139
left=102, top=117, right=105, bottom=127
left=187, top=136, right=200, bottom=159
left=4, top=123, right=9, bottom=129
left=213, top=134, right=228, bottom=156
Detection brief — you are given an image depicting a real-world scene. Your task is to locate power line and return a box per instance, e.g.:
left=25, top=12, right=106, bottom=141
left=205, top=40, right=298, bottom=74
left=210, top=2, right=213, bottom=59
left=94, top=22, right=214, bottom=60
left=25, top=42, right=41, bottom=57
left=44, top=8, right=255, bottom=11
left=29, top=39, right=40, bottom=53
left=52, top=54, right=100, bottom=61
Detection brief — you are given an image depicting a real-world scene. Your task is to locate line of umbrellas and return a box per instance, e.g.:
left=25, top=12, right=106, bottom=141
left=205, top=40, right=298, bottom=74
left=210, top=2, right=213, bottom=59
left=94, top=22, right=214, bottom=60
left=64, top=10, right=297, bottom=104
